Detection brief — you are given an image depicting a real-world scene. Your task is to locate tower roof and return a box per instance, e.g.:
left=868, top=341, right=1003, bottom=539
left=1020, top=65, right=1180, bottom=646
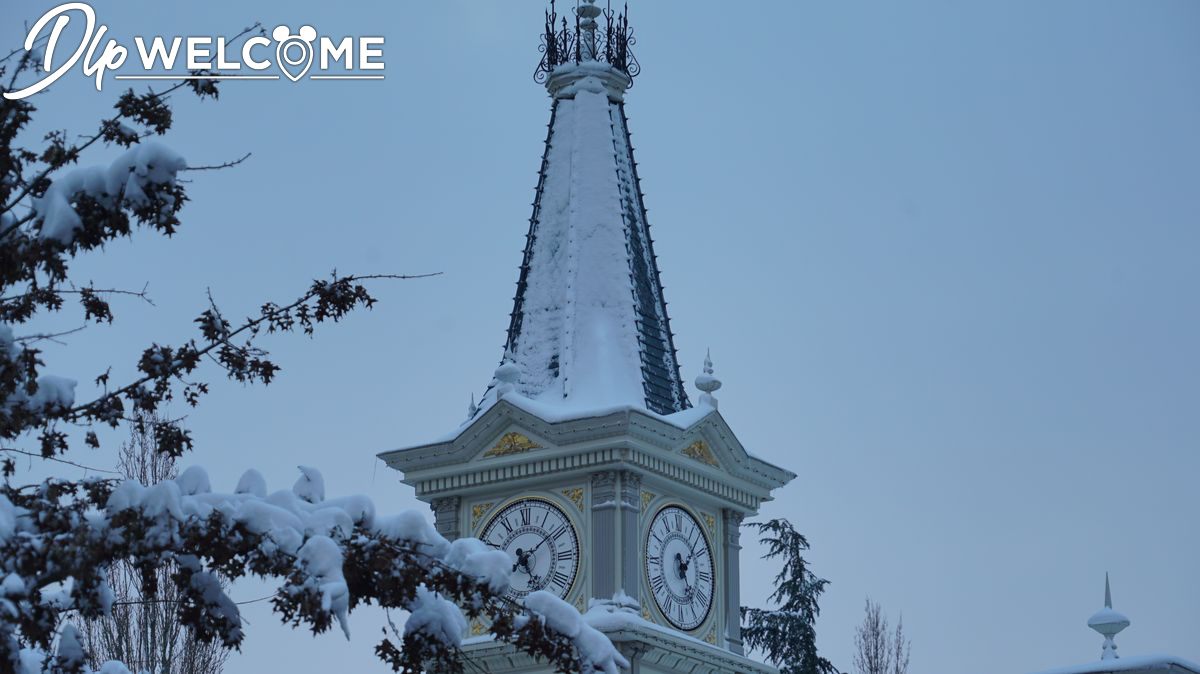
left=475, top=1, right=689, bottom=418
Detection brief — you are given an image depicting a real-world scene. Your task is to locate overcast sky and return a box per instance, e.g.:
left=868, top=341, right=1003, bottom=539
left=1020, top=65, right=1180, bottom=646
left=6, top=1, right=1199, bottom=673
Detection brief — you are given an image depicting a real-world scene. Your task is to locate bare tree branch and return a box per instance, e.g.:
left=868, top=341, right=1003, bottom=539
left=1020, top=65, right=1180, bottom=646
left=180, top=152, right=252, bottom=173
left=0, top=447, right=121, bottom=475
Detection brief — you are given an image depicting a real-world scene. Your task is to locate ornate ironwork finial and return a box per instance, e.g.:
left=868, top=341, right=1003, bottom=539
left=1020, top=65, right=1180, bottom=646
left=535, top=0, right=641, bottom=86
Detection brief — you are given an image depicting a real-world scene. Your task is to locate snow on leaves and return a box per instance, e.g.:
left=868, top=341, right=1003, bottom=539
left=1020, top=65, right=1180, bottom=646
left=0, top=23, right=621, bottom=674
left=2, top=467, right=625, bottom=674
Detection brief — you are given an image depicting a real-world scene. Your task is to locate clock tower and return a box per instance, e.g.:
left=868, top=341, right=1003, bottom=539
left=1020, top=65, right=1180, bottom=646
left=379, top=2, right=794, bottom=671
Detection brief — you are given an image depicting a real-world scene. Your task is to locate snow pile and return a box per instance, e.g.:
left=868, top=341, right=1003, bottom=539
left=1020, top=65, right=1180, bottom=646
left=444, top=538, right=512, bottom=595
left=292, top=465, right=325, bottom=504
left=556, top=74, right=610, bottom=98
left=33, top=142, right=187, bottom=243
left=21, top=376, right=77, bottom=412
left=582, top=590, right=643, bottom=631
left=294, top=535, right=350, bottom=638
left=525, top=591, right=630, bottom=674
left=0, top=323, right=77, bottom=414
left=405, top=587, right=468, bottom=649
left=1032, top=654, right=1200, bottom=674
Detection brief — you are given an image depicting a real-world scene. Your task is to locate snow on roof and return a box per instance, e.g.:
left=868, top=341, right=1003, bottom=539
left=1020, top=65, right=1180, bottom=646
left=464, top=591, right=742, bottom=660
left=480, top=72, right=690, bottom=419
left=1031, top=655, right=1200, bottom=674
left=424, top=390, right=713, bottom=446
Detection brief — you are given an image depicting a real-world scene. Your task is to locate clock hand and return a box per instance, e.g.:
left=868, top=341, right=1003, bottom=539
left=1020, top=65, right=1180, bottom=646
left=674, top=552, right=690, bottom=579
left=512, top=547, right=534, bottom=574
left=528, top=530, right=556, bottom=554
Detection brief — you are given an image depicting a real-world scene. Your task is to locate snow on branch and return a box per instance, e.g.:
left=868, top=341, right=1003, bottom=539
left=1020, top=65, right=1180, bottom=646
left=0, top=466, right=626, bottom=674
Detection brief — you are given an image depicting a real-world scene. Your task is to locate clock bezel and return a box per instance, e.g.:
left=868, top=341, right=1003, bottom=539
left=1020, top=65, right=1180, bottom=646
left=643, top=501, right=717, bottom=632
left=476, top=494, right=583, bottom=602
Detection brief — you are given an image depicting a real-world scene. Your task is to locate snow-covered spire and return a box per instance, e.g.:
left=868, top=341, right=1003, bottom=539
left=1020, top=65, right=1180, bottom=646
left=695, top=349, right=722, bottom=409
left=1088, top=573, right=1130, bottom=661
left=467, top=393, right=478, bottom=419
left=481, top=18, right=689, bottom=418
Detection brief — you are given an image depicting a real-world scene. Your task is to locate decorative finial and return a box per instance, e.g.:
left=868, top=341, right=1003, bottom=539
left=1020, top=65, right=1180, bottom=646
left=694, top=348, right=722, bottom=409
left=1088, top=573, right=1130, bottom=661
left=494, top=350, right=521, bottom=398
left=467, top=392, right=478, bottom=418
left=535, top=0, right=640, bottom=86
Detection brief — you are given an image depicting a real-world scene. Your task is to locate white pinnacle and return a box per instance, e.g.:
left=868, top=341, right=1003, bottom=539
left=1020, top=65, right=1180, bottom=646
left=695, top=349, right=722, bottom=409
left=577, top=0, right=602, bottom=60
left=1088, top=573, right=1130, bottom=661
left=494, top=350, right=521, bottom=399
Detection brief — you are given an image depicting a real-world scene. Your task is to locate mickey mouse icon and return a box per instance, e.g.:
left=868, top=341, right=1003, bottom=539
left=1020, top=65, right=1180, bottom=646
left=272, top=25, right=317, bottom=82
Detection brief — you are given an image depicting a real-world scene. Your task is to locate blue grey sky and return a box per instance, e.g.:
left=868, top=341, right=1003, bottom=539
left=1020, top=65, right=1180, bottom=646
left=6, top=1, right=1198, bottom=673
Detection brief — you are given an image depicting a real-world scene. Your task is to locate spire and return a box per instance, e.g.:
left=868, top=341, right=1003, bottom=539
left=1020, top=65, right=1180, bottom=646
left=695, top=349, right=722, bottom=409
left=480, top=2, right=687, bottom=417
left=1088, top=573, right=1130, bottom=661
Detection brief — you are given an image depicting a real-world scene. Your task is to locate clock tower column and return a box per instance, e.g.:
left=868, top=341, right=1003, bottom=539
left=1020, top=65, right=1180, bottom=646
left=723, top=509, right=745, bottom=655
left=379, top=1, right=796, bottom=671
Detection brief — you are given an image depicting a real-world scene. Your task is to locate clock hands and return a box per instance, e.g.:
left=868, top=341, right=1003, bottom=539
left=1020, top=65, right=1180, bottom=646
left=483, top=500, right=577, bottom=601
left=510, top=527, right=555, bottom=575
left=528, top=531, right=553, bottom=555
left=512, top=547, right=535, bottom=574
left=674, top=551, right=692, bottom=591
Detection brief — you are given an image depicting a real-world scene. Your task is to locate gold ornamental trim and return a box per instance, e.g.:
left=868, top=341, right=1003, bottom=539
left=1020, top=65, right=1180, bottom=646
left=703, top=513, right=716, bottom=537
left=562, top=487, right=584, bottom=511
left=642, top=605, right=653, bottom=623
left=483, top=431, right=541, bottom=458
left=704, top=625, right=719, bottom=645
left=471, top=502, right=494, bottom=529
left=470, top=618, right=487, bottom=637
left=641, top=491, right=655, bottom=513
left=681, top=439, right=719, bottom=467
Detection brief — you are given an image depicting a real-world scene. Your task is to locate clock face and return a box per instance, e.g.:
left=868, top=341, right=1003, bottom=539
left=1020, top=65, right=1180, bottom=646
left=480, top=498, right=580, bottom=602
left=645, top=505, right=714, bottom=631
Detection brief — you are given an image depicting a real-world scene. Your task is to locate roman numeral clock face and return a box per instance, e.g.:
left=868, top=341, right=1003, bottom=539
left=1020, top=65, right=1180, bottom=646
left=645, top=505, right=714, bottom=631
left=480, top=498, right=580, bottom=602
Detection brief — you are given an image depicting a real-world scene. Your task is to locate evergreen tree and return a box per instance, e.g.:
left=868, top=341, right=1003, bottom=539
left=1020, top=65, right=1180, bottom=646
left=741, top=519, right=837, bottom=674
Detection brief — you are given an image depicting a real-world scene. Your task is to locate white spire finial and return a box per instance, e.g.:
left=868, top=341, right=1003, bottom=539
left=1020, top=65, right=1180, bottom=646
left=577, top=0, right=602, bottom=60
left=1088, top=573, right=1130, bottom=661
left=467, top=392, right=478, bottom=418
left=695, top=348, right=722, bottom=409
left=494, top=349, right=521, bottom=399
